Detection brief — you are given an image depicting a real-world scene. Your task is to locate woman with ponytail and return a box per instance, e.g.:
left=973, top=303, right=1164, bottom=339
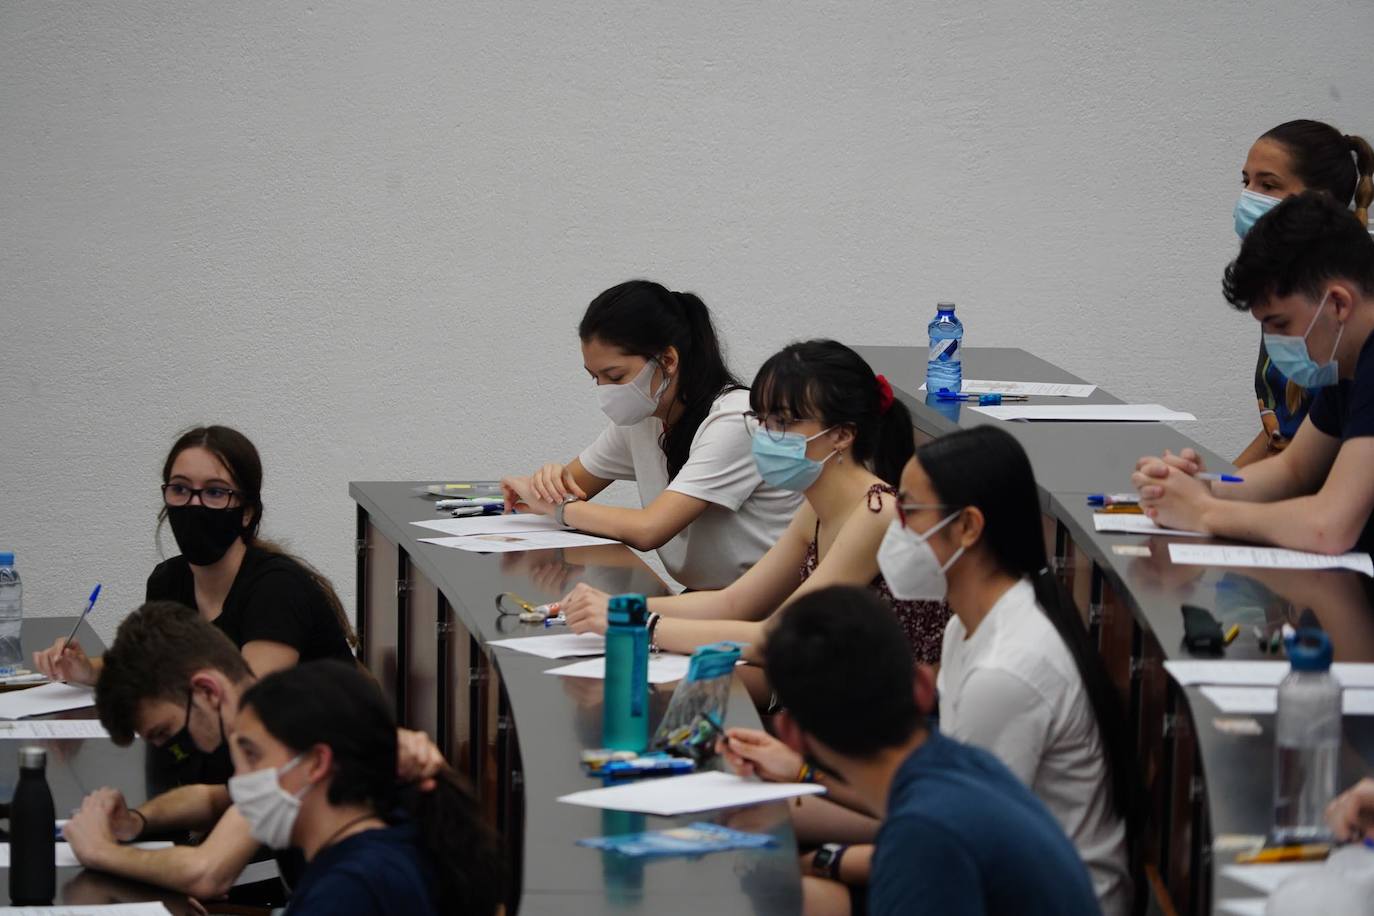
left=501, top=280, right=801, bottom=591
left=36, top=425, right=356, bottom=686
left=559, top=340, right=951, bottom=667
left=875, top=424, right=1135, bottom=915
left=1234, top=120, right=1374, bottom=465
left=230, top=661, right=502, bottom=915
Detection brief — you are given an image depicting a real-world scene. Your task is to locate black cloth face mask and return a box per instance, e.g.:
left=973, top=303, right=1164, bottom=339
left=166, top=505, right=247, bottom=566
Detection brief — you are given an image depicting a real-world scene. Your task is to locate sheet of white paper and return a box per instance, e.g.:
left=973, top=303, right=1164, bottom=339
left=1199, top=685, right=1374, bottom=715
left=0, top=841, right=172, bottom=868
left=918, top=379, right=1097, bottom=397
left=410, top=514, right=569, bottom=537
left=232, top=857, right=282, bottom=887
left=545, top=654, right=693, bottom=685
left=1166, top=660, right=1374, bottom=689
left=1216, top=900, right=1268, bottom=916
left=968, top=403, right=1196, bottom=422
left=0, top=683, right=95, bottom=720
left=1168, top=543, right=1374, bottom=576
left=1219, top=862, right=1321, bottom=895
left=0, top=906, right=174, bottom=916
left=418, top=531, right=618, bottom=553
left=0, top=719, right=109, bottom=739
left=557, top=770, right=827, bottom=816
left=488, top=633, right=607, bottom=659
left=1092, top=513, right=1209, bottom=538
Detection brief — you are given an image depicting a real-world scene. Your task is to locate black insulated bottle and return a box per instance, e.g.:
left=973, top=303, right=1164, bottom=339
left=9, top=746, right=55, bottom=904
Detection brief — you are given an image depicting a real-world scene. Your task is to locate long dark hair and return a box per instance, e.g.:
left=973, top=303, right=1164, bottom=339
left=1262, top=119, right=1374, bottom=227
left=579, top=280, right=742, bottom=479
left=750, top=339, right=915, bottom=485
left=240, top=661, right=503, bottom=915
left=914, top=425, right=1138, bottom=833
left=158, top=425, right=357, bottom=648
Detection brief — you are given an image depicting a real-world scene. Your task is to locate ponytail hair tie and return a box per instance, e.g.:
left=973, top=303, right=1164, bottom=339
left=875, top=374, right=895, bottom=415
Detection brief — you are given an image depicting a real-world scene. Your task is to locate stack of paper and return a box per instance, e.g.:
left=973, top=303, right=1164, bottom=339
left=1199, top=685, right=1374, bottom=715
left=546, top=654, right=694, bottom=685
left=411, top=514, right=618, bottom=553
left=1092, top=514, right=1207, bottom=538
left=558, top=770, right=826, bottom=816
left=1167, top=543, right=1374, bottom=575
left=918, top=379, right=1097, bottom=398
left=488, top=633, right=607, bottom=659
left=0, top=683, right=95, bottom=719
left=969, top=403, right=1196, bottom=422
left=1164, top=660, right=1374, bottom=688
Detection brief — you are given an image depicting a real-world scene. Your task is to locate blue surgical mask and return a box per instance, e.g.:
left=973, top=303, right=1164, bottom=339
left=1235, top=189, right=1282, bottom=238
left=751, top=427, right=836, bottom=492
left=1263, top=292, right=1343, bottom=389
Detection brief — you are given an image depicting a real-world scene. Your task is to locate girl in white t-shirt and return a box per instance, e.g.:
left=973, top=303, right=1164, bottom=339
left=500, top=280, right=801, bottom=591
left=876, top=424, right=1136, bottom=916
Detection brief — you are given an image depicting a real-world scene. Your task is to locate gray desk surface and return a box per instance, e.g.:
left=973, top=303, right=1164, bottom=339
left=0, top=617, right=194, bottom=912
left=873, top=346, right=1374, bottom=913
left=352, top=481, right=804, bottom=915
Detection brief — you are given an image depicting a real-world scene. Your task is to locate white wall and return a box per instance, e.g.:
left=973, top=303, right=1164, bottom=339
left=3, top=1, right=1372, bottom=642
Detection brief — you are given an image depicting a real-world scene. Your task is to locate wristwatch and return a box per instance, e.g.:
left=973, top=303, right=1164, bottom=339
left=811, top=843, right=847, bottom=880
left=554, top=494, right=580, bottom=527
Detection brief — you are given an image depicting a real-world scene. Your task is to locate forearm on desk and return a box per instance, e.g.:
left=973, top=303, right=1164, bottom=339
left=563, top=495, right=704, bottom=552
left=87, top=806, right=258, bottom=899
left=1201, top=495, right=1359, bottom=555
left=654, top=617, right=767, bottom=662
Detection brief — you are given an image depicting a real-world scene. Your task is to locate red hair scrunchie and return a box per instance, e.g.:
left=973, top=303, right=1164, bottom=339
left=875, top=374, right=895, bottom=415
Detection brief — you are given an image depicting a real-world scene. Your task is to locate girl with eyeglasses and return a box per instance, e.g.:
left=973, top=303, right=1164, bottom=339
left=35, top=425, right=356, bottom=685
left=559, top=339, right=950, bottom=667
left=500, top=280, right=801, bottom=591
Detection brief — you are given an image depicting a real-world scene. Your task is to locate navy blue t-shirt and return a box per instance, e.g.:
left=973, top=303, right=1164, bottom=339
left=870, top=733, right=1099, bottom=916
left=1307, top=330, right=1374, bottom=553
left=286, top=822, right=438, bottom=916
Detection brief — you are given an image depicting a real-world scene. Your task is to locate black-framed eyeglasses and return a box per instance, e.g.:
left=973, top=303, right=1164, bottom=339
left=895, top=499, right=954, bottom=528
left=742, top=411, right=817, bottom=443
left=161, top=483, right=241, bottom=510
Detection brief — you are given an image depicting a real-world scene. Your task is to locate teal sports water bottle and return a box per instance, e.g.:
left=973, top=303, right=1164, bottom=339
left=603, top=594, right=650, bottom=752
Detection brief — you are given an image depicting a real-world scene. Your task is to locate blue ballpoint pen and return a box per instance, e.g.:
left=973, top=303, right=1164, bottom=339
left=1196, top=473, right=1244, bottom=483
left=60, top=584, right=102, bottom=656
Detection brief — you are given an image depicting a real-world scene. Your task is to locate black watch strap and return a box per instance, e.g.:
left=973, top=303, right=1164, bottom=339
left=813, top=843, right=847, bottom=880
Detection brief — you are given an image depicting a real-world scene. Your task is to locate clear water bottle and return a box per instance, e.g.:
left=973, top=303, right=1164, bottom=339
left=0, top=553, right=23, bottom=674
left=1272, top=629, right=1341, bottom=844
left=603, top=594, right=649, bottom=752
left=926, top=302, right=964, bottom=394
left=9, top=746, right=56, bottom=905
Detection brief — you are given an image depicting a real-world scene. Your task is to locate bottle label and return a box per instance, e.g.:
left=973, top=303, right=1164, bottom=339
left=929, top=339, right=959, bottom=362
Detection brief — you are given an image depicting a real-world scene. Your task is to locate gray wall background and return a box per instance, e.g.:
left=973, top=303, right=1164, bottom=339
left=3, top=1, right=1372, bottom=642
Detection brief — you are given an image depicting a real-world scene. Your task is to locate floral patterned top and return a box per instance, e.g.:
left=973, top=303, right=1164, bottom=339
left=800, top=483, right=951, bottom=665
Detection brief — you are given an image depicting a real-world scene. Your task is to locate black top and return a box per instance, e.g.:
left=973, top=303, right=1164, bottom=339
left=1307, top=330, right=1374, bottom=552
left=285, top=822, right=439, bottom=916
left=146, top=546, right=354, bottom=665
left=870, top=733, right=1098, bottom=916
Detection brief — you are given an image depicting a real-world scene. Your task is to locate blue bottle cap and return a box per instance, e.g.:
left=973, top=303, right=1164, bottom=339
left=607, top=594, right=647, bottom=627
left=0, top=553, right=13, bottom=567
left=1287, top=629, right=1333, bottom=672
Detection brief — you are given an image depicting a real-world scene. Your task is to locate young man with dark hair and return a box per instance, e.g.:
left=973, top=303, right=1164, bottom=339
left=1134, top=191, right=1374, bottom=553
left=748, top=586, right=1098, bottom=916
left=63, top=601, right=442, bottom=900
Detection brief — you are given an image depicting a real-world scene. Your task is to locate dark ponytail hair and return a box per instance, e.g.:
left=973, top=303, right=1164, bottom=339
left=158, top=425, right=356, bottom=648
left=1263, top=120, right=1374, bottom=227
left=239, top=661, right=503, bottom=915
left=579, top=280, right=742, bottom=479
left=750, top=339, right=915, bottom=485
left=914, top=426, right=1139, bottom=836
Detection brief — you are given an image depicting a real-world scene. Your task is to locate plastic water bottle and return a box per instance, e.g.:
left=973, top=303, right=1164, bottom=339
left=0, top=553, right=23, bottom=674
left=1272, top=629, right=1341, bottom=844
left=926, top=302, right=964, bottom=394
left=9, top=746, right=56, bottom=905
left=603, top=594, right=649, bottom=752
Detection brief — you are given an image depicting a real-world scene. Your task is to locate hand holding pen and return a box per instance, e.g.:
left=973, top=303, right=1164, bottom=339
left=32, top=585, right=102, bottom=685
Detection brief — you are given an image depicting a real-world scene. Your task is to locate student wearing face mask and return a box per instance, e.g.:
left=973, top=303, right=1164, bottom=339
left=227, top=661, right=502, bottom=916
left=875, top=424, right=1135, bottom=916
left=63, top=602, right=445, bottom=902
left=558, top=339, right=950, bottom=666
left=500, top=280, right=801, bottom=591
left=1232, top=120, right=1374, bottom=466
left=1135, top=192, right=1374, bottom=555
left=34, top=425, right=356, bottom=686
